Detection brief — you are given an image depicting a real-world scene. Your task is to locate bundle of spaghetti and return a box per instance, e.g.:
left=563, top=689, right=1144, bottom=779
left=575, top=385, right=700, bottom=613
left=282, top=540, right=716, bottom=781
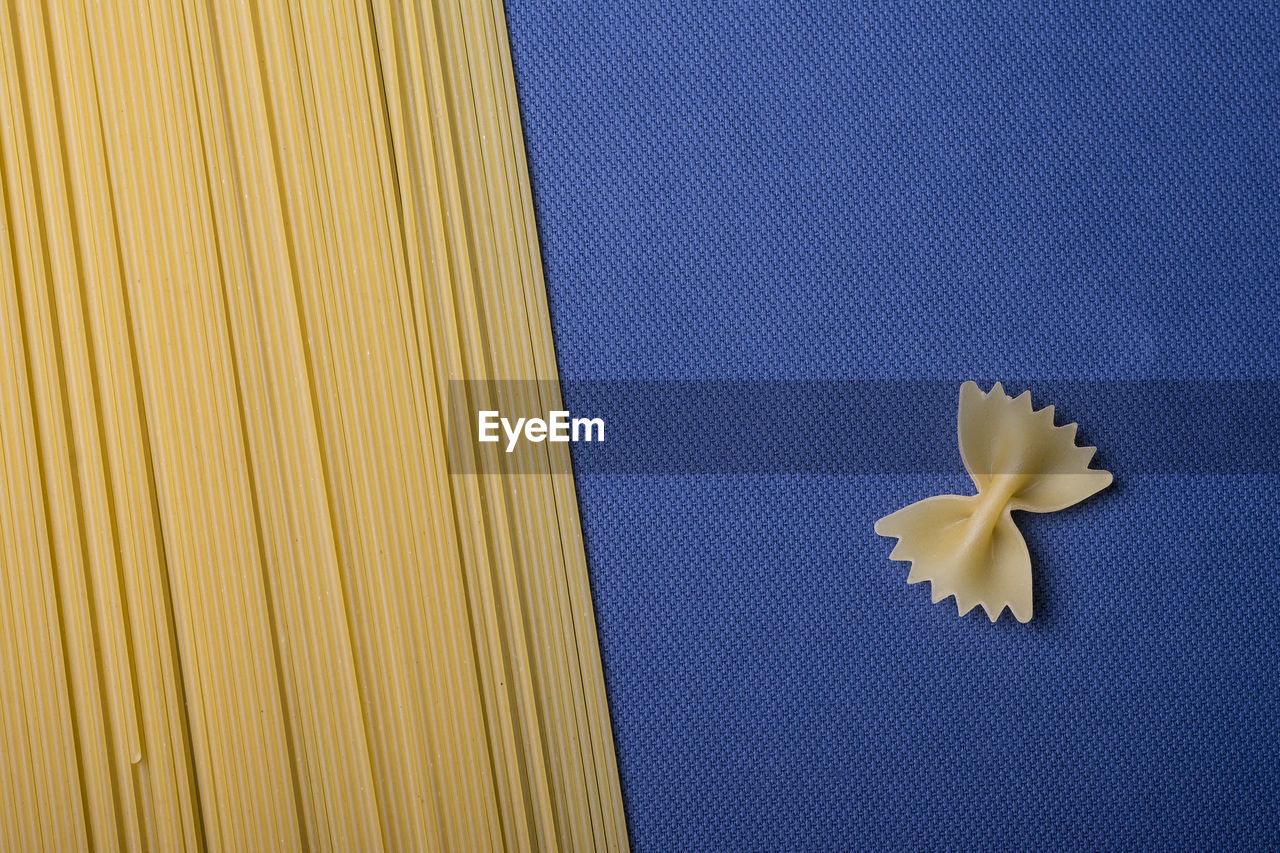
left=1, top=0, right=625, bottom=851
left=2, top=3, right=204, bottom=848
left=371, top=1, right=629, bottom=849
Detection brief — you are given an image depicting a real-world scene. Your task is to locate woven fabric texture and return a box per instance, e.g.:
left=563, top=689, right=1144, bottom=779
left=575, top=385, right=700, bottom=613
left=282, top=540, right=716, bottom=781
left=502, top=2, right=1280, bottom=849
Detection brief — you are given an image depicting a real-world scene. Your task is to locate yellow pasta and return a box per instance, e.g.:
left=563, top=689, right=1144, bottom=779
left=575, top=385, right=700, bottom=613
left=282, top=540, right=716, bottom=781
left=0, top=1, right=626, bottom=850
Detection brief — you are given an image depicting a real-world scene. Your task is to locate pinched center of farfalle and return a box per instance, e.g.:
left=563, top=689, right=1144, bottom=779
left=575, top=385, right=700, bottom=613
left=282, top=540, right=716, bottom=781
left=874, top=381, right=1112, bottom=622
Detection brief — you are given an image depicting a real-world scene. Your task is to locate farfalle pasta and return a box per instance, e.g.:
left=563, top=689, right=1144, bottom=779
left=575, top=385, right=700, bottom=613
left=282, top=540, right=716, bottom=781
left=875, top=381, right=1113, bottom=622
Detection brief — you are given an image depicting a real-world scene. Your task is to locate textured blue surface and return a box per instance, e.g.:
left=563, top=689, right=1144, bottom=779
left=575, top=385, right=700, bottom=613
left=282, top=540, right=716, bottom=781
left=502, top=2, right=1280, bottom=849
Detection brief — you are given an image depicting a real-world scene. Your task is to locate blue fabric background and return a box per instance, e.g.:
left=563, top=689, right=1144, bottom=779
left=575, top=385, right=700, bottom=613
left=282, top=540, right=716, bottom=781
left=502, top=2, right=1280, bottom=849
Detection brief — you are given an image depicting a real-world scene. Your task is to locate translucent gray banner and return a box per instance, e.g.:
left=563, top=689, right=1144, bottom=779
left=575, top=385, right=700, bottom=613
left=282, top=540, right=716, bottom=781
left=445, top=380, right=1280, bottom=475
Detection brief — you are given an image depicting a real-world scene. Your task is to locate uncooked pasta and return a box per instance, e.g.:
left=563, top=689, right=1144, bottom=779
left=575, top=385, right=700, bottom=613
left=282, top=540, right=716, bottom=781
left=0, top=1, right=626, bottom=849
